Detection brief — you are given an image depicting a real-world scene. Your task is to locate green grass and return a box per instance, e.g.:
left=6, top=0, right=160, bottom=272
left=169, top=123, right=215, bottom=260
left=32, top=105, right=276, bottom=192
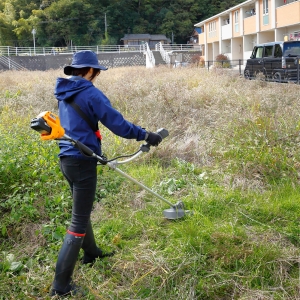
left=0, top=67, right=300, bottom=299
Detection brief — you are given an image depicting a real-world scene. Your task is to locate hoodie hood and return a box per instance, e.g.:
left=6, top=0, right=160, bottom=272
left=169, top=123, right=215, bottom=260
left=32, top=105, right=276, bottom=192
left=54, top=76, right=94, bottom=102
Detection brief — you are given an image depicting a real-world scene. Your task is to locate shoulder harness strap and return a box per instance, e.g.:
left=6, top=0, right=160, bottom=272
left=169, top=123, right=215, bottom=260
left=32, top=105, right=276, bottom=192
left=67, top=98, right=102, bottom=140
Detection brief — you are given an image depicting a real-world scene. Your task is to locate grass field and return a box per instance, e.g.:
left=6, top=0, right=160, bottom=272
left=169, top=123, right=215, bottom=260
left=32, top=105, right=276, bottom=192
left=0, top=66, right=300, bottom=299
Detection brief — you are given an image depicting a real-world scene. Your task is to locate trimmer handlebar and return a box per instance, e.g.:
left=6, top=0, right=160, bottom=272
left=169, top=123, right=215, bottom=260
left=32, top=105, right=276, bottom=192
left=157, top=128, right=169, bottom=139
left=141, top=128, right=169, bottom=153
left=74, top=140, right=95, bottom=157
left=75, top=128, right=169, bottom=164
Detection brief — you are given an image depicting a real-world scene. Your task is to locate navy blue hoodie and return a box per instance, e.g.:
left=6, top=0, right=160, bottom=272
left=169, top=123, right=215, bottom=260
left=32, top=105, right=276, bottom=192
left=54, top=76, right=146, bottom=157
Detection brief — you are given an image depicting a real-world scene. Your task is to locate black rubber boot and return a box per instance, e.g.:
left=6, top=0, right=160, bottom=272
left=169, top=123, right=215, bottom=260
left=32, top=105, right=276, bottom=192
left=81, top=220, right=115, bottom=264
left=50, top=232, right=84, bottom=296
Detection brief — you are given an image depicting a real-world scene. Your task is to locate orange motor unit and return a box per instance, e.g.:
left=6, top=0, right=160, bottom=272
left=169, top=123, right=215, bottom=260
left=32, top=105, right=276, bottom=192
left=31, top=111, right=65, bottom=140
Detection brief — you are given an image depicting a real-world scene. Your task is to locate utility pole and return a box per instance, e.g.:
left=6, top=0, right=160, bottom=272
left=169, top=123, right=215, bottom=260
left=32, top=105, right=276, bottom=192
left=171, top=31, right=174, bottom=44
left=31, top=28, right=36, bottom=55
left=105, top=13, right=107, bottom=33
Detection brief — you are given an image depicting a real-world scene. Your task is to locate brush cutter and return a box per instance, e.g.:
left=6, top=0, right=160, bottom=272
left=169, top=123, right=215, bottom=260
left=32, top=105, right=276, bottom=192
left=30, top=111, right=190, bottom=220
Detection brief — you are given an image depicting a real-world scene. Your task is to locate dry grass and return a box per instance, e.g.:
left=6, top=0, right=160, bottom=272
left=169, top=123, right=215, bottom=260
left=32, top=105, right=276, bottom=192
left=1, top=66, right=300, bottom=299
left=1, top=66, right=299, bottom=185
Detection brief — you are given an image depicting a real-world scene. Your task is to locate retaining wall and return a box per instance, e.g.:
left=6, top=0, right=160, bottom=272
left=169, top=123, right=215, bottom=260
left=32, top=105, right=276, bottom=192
left=0, top=52, right=146, bottom=71
left=0, top=51, right=202, bottom=71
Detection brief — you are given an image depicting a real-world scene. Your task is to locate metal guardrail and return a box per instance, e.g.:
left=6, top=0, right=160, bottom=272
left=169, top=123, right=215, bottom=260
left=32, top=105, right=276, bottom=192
left=0, top=56, right=27, bottom=70
left=0, top=45, right=146, bottom=56
left=171, top=58, right=245, bottom=72
left=144, top=43, right=155, bottom=68
left=201, top=58, right=300, bottom=83
left=156, top=42, right=171, bottom=64
left=0, top=44, right=202, bottom=57
left=204, top=59, right=245, bottom=70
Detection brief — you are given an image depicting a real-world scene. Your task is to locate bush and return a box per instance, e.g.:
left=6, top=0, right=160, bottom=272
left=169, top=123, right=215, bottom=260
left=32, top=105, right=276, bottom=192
left=215, top=53, right=231, bottom=68
left=191, top=54, right=205, bottom=67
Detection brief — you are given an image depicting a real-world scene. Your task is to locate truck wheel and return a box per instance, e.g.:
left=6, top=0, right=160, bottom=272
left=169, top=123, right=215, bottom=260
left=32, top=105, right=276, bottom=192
left=273, top=72, right=281, bottom=83
left=244, top=69, right=251, bottom=80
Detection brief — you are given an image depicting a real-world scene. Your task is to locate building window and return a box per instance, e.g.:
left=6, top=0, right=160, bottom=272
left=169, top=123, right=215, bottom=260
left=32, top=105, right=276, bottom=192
left=208, top=21, right=216, bottom=38
left=234, top=11, right=239, bottom=24
left=234, top=11, right=239, bottom=32
left=263, top=0, right=268, bottom=14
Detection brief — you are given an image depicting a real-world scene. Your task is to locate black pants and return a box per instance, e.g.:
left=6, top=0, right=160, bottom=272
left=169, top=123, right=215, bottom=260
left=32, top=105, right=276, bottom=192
left=59, top=156, right=98, bottom=234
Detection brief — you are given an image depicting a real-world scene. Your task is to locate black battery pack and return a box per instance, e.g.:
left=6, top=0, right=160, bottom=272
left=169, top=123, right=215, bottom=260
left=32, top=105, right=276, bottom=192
left=30, top=117, right=52, bottom=135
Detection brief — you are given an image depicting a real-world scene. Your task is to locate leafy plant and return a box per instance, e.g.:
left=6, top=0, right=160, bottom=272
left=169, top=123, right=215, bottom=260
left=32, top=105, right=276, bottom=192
left=215, top=53, right=231, bottom=68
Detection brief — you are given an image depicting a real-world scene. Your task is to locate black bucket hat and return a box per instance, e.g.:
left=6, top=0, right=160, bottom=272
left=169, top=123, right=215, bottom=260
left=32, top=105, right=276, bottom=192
left=64, top=50, right=108, bottom=75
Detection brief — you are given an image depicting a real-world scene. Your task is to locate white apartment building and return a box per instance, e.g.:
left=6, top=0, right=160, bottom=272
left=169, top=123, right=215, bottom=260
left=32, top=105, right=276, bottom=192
left=194, top=0, right=300, bottom=63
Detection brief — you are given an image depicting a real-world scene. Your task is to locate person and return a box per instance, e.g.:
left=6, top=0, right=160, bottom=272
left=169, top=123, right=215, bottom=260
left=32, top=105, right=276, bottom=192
left=50, top=50, right=162, bottom=296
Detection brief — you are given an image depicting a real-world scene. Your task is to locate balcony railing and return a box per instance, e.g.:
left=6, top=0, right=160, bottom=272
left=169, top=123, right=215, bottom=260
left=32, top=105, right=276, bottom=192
left=155, top=44, right=202, bottom=51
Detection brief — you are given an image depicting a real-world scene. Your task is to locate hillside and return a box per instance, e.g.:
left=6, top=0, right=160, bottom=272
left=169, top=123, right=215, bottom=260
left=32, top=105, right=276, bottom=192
left=0, top=0, right=244, bottom=46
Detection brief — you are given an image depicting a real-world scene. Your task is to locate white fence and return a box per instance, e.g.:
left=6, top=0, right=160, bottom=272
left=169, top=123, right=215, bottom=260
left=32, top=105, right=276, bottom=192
left=0, top=45, right=146, bottom=56
left=0, top=44, right=202, bottom=57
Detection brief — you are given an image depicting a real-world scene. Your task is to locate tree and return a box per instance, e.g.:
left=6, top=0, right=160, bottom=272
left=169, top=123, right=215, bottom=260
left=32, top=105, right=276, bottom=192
left=33, top=0, right=106, bottom=46
left=0, top=0, right=247, bottom=46
left=159, top=0, right=201, bottom=43
left=0, top=2, right=17, bottom=46
left=106, top=0, right=141, bottom=41
left=12, top=17, right=35, bottom=47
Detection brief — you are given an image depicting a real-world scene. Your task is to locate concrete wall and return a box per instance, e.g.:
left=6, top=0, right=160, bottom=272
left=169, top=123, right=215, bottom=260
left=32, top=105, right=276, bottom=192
left=0, top=51, right=202, bottom=71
